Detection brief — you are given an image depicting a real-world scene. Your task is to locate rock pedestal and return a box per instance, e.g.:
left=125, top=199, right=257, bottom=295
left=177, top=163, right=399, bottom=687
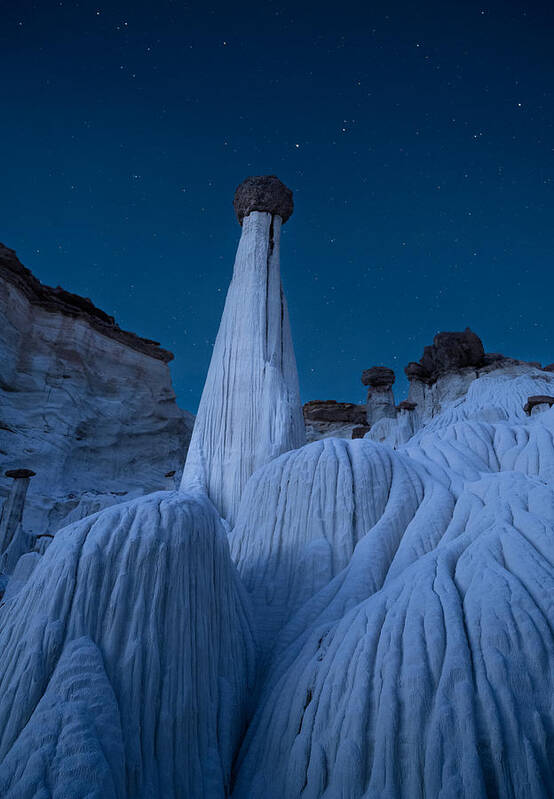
left=362, top=366, right=397, bottom=426
left=0, top=469, right=35, bottom=557
left=0, top=469, right=35, bottom=574
left=181, top=177, right=305, bottom=525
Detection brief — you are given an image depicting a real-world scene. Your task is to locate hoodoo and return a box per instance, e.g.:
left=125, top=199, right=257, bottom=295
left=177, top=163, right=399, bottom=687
left=0, top=469, right=35, bottom=574
left=181, top=176, right=305, bottom=525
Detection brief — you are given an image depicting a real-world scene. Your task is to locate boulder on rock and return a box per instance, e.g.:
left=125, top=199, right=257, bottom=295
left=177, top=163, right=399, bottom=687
left=303, top=401, right=366, bottom=425
left=363, top=367, right=397, bottom=425
left=361, top=366, right=395, bottom=388
left=233, top=175, right=294, bottom=225
left=523, top=395, right=554, bottom=415
left=405, top=327, right=485, bottom=384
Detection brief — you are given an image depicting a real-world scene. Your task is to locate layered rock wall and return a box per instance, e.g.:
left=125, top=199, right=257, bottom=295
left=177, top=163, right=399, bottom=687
left=0, top=243, right=193, bottom=535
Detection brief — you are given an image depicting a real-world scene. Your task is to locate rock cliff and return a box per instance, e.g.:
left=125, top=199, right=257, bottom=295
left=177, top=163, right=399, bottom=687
left=0, top=243, right=193, bottom=536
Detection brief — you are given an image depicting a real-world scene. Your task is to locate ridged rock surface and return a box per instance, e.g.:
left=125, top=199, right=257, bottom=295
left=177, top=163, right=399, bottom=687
left=181, top=211, right=305, bottom=525
left=0, top=243, right=194, bottom=535
left=1, top=226, right=553, bottom=798
left=230, top=438, right=453, bottom=651
left=231, top=367, right=554, bottom=798
left=0, top=491, right=256, bottom=798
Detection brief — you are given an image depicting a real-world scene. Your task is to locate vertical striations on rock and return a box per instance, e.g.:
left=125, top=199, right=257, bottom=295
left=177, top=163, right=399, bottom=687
left=0, top=470, right=34, bottom=556
left=181, top=176, right=305, bottom=525
left=0, top=470, right=35, bottom=574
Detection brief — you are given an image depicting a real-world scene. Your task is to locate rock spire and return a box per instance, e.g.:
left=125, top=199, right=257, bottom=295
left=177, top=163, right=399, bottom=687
left=0, top=469, right=35, bottom=553
left=0, top=469, right=35, bottom=574
left=181, top=176, right=305, bottom=524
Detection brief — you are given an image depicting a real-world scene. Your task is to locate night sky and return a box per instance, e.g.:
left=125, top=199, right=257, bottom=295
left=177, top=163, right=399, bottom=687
left=2, top=0, right=553, bottom=412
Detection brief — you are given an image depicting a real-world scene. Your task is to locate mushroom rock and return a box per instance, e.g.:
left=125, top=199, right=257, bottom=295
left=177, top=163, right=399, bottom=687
left=404, top=361, right=429, bottom=383
left=361, top=366, right=396, bottom=388
left=4, top=469, right=36, bottom=480
left=362, top=366, right=397, bottom=426
left=405, top=328, right=485, bottom=385
left=181, top=176, right=305, bottom=525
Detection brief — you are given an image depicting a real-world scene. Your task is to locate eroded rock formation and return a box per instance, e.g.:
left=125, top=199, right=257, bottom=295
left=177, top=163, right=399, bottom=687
left=405, top=327, right=485, bottom=384
left=0, top=469, right=35, bottom=576
left=1, top=185, right=553, bottom=799
left=362, top=365, right=397, bottom=426
left=181, top=176, right=305, bottom=525
left=0, top=492, right=255, bottom=797
left=401, top=328, right=550, bottom=431
left=524, top=395, right=554, bottom=414
left=303, top=400, right=366, bottom=441
left=0, top=244, right=193, bottom=535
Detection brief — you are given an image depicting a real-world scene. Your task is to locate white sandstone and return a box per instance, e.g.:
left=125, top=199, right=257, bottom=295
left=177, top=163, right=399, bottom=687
left=181, top=209, right=305, bottom=525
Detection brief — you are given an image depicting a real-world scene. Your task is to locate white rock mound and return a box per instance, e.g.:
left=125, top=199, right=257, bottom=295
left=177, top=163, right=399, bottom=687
left=230, top=367, right=554, bottom=797
left=0, top=491, right=256, bottom=798
left=232, top=456, right=554, bottom=799
left=230, top=437, right=454, bottom=650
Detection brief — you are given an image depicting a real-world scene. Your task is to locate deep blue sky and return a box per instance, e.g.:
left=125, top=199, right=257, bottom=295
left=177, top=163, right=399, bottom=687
left=2, top=0, right=553, bottom=411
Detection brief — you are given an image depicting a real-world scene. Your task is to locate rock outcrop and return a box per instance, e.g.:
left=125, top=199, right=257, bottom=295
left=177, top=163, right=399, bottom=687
left=181, top=177, right=305, bottom=525
left=524, top=395, right=554, bottom=415
left=0, top=243, right=194, bottom=535
left=0, top=243, right=173, bottom=362
left=404, top=327, right=485, bottom=384
left=402, top=328, right=546, bottom=429
left=303, top=330, right=552, bottom=449
left=303, top=400, right=366, bottom=441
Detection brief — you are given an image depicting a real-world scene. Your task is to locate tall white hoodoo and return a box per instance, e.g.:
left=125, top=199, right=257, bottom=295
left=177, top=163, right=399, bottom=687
left=181, top=176, right=305, bottom=525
